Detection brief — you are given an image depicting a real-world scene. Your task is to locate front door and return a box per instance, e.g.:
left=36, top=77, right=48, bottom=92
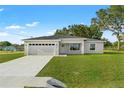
left=59, top=43, right=69, bottom=54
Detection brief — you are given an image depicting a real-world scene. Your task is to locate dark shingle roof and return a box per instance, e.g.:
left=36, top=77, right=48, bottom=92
left=23, top=35, right=81, bottom=40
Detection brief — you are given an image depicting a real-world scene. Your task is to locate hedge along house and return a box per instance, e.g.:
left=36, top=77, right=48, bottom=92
left=23, top=35, right=104, bottom=55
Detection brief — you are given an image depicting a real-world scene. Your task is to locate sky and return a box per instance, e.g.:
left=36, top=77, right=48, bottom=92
left=0, top=5, right=117, bottom=44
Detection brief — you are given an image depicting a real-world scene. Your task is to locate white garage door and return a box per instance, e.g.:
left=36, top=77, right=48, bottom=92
left=28, top=43, right=56, bottom=55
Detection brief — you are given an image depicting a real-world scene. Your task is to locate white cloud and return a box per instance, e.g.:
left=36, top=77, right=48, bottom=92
left=5, top=21, right=40, bottom=30
left=0, top=8, right=4, bottom=12
left=26, top=22, right=40, bottom=27
left=0, top=32, right=9, bottom=36
left=47, top=29, right=56, bottom=35
left=5, top=25, right=25, bottom=29
left=20, top=31, right=27, bottom=34
left=80, top=22, right=85, bottom=25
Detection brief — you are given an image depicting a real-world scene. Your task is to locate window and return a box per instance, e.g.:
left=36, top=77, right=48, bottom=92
left=52, top=44, right=55, bottom=46
left=61, top=43, right=65, bottom=47
left=70, top=43, right=80, bottom=50
left=32, top=44, right=35, bottom=46
left=49, top=44, right=51, bottom=46
left=90, top=44, right=95, bottom=50
left=42, top=44, right=44, bottom=46
left=29, top=44, right=32, bottom=46
left=36, top=44, right=38, bottom=46
left=39, top=44, right=41, bottom=45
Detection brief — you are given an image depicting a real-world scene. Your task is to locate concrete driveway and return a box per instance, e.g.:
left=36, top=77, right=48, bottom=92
left=0, top=55, right=54, bottom=88
left=0, top=56, right=53, bottom=76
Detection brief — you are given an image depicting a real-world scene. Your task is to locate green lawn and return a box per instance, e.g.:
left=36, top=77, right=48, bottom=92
left=37, top=50, right=124, bottom=88
left=0, top=51, right=24, bottom=63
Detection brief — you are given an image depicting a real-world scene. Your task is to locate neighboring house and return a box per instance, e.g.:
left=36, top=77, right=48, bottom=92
left=23, top=35, right=104, bottom=55
left=120, top=35, right=124, bottom=42
left=0, top=46, right=3, bottom=51
left=0, top=45, right=23, bottom=51
left=3, top=46, right=17, bottom=51
left=13, top=44, right=24, bottom=51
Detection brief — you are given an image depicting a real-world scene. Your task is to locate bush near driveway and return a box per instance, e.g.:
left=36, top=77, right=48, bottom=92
left=37, top=50, right=124, bottom=88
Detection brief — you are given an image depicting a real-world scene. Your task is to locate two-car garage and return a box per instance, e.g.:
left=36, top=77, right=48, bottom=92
left=27, top=42, right=58, bottom=55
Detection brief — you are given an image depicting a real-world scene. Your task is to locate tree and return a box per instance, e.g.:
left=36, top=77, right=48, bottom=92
left=0, top=41, right=12, bottom=46
left=54, top=24, right=103, bottom=39
left=93, top=5, right=124, bottom=50
left=102, top=38, right=112, bottom=47
left=89, top=24, right=103, bottom=39
left=55, top=27, right=69, bottom=36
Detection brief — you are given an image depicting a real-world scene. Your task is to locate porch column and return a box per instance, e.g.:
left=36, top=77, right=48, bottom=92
left=81, top=41, right=84, bottom=54
left=55, top=41, right=59, bottom=55
left=57, top=41, right=59, bottom=55
left=25, top=43, right=29, bottom=56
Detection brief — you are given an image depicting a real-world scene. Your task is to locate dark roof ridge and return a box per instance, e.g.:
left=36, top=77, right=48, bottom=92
left=23, top=35, right=82, bottom=40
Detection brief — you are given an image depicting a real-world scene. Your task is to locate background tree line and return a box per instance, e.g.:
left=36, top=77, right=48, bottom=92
left=55, top=24, right=103, bottom=40
left=54, top=5, right=124, bottom=50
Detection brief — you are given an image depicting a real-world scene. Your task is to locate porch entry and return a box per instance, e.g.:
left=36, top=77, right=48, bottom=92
left=59, top=43, right=82, bottom=54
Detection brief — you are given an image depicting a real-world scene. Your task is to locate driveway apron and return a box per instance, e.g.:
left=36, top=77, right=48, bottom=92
left=0, top=55, right=53, bottom=88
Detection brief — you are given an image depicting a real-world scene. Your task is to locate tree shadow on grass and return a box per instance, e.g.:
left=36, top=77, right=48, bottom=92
left=67, top=51, right=124, bottom=56
left=104, top=51, right=124, bottom=54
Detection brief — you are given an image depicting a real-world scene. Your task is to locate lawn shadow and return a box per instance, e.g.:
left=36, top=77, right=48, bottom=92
left=104, top=51, right=124, bottom=54
left=67, top=51, right=124, bottom=56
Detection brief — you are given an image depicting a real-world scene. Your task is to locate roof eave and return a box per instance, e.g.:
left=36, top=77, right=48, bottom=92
left=23, top=39, right=61, bottom=42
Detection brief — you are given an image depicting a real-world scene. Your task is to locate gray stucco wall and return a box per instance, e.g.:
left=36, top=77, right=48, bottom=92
left=84, top=41, right=104, bottom=54
left=24, top=38, right=104, bottom=55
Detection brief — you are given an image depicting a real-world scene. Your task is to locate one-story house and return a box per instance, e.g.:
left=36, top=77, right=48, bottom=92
left=120, top=35, right=124, bottom=42
left=23, top=35, right=104, bottom=55
left=0, top=46, right=16, bottom=51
